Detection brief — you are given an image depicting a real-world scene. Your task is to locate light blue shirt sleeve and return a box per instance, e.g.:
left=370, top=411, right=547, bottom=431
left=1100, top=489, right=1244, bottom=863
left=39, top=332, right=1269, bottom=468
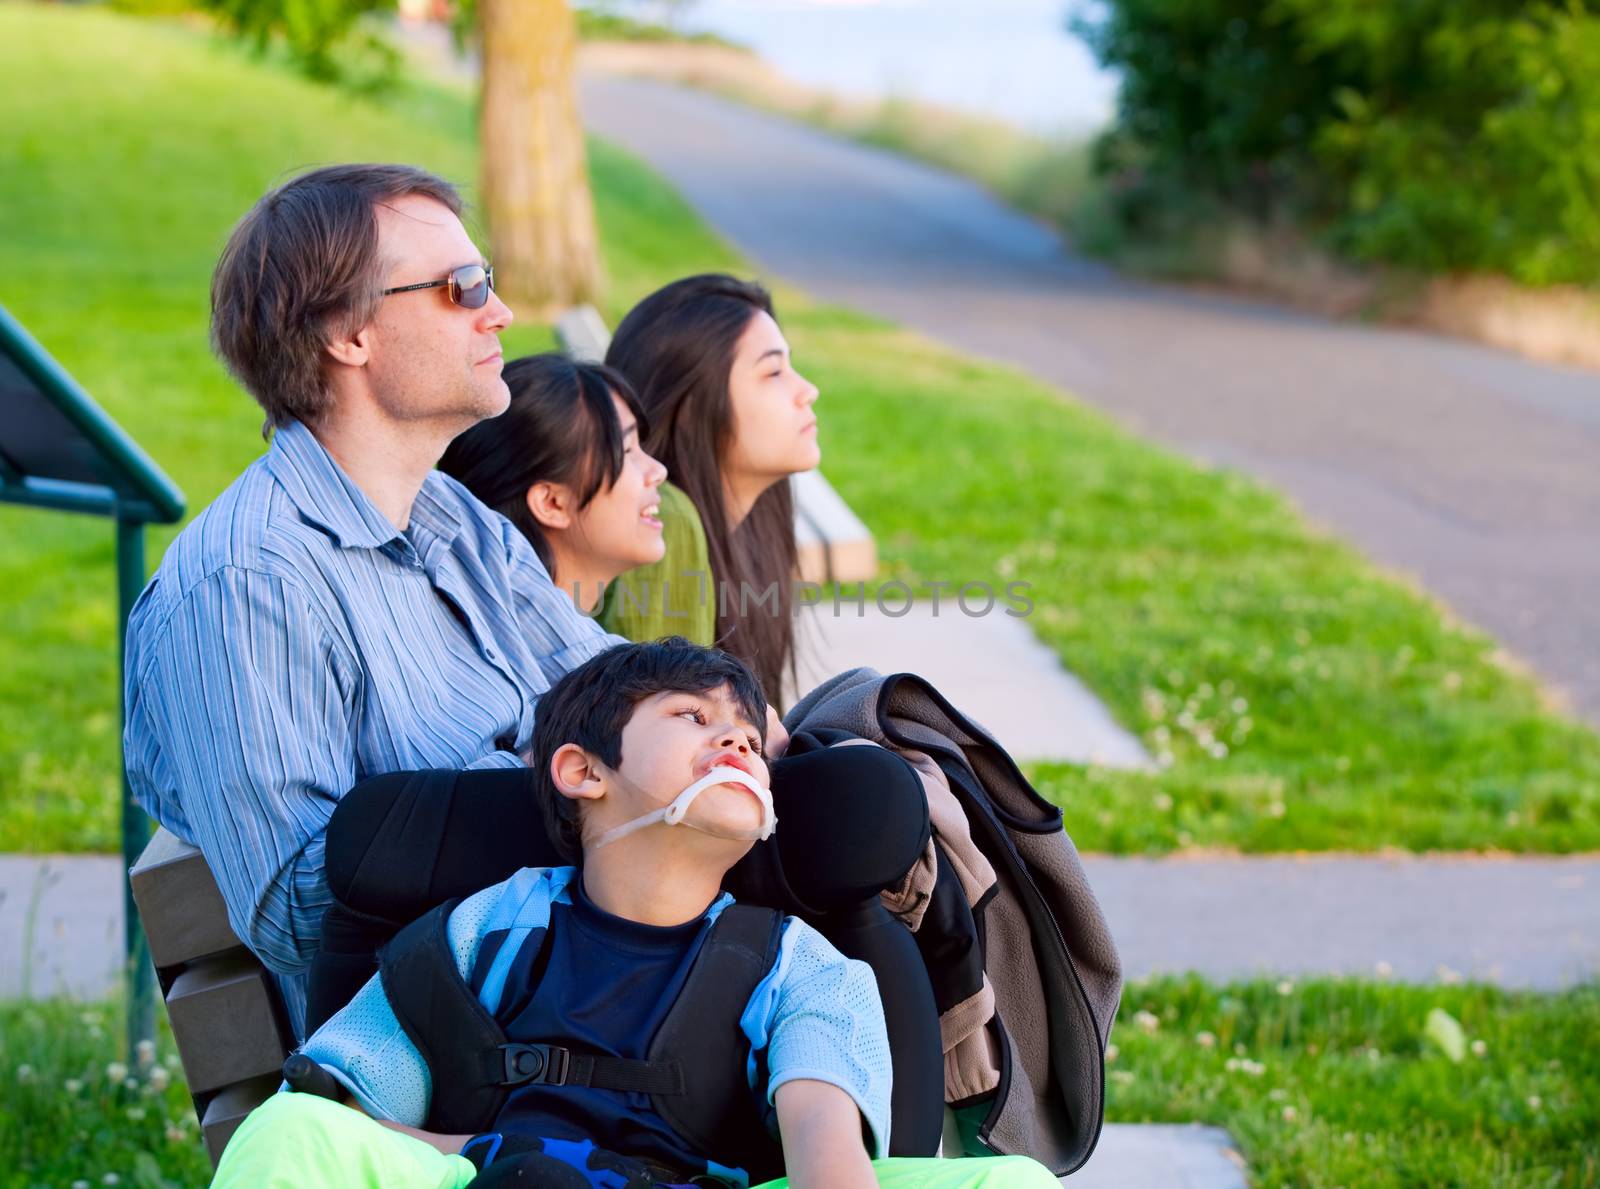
left=125, top=566, right=352, bottom=976
left=294, top=879, right=511, bottom=1124
left=740, top=919, right=894, bottom=1159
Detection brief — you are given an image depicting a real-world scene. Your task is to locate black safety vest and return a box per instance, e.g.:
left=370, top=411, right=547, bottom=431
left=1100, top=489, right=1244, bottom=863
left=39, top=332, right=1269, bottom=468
left=376, top=898, right=788, bottom=1184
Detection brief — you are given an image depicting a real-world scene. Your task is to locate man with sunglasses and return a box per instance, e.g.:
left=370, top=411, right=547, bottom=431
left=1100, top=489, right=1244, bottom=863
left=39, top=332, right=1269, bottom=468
left=122, top=164, right=633, bottom=1038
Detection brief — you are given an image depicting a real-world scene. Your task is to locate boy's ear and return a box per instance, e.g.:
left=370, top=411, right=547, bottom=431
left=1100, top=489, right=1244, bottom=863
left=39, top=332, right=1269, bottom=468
left=549, top=743, right=606, bottom=803
left=525, top=482, right=574, bottom=531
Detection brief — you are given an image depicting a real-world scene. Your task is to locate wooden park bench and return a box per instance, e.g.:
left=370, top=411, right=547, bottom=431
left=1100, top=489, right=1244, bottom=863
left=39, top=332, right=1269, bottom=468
left=128, top=828, right=290, bottom=1165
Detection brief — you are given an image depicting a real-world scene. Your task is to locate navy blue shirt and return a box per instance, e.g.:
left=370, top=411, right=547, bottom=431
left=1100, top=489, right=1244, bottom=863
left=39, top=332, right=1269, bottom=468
left=480, top=877, right=720, bottom=1173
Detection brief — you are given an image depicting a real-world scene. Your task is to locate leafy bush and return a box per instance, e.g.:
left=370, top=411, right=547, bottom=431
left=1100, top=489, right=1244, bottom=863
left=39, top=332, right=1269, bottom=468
left=199, top=0, right=401, bottom=87
left=1077, top=0, right=1600, bottom=285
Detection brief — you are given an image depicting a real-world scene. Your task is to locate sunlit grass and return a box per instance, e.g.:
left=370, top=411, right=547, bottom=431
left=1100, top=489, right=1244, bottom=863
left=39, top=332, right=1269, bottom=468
left=2, top=3, right=1599, bottom=857
left=0, top=999, right=211, bottom=1189
left=1108, top=975, right=1600, bottom=1187
left=4, top=981, right=1594, bottom=1187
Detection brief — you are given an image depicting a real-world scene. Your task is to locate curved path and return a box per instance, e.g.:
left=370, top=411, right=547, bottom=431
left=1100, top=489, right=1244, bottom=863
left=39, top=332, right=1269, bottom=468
left=581, top=76, right=1600, bottom=724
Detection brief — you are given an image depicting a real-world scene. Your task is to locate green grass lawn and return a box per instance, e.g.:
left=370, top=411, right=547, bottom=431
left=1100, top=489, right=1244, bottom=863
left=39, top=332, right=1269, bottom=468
left=4, top=980, right=1594, bottom=1187
left=1111, top=976, right=1599, bottom=1187
left=3, top=2, right=1600, bottom=857
left=1, top=11, right=1597, bottom=1185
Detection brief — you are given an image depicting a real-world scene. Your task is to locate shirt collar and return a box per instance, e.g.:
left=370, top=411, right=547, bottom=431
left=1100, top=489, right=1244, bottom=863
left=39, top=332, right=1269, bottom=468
left=409, top=470, right=466, bottom=550
left=263, top=420, right=405, bottom=551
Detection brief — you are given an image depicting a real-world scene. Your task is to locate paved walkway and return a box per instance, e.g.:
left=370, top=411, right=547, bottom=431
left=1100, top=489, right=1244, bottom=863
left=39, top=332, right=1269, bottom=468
left=8, top=852, right=1595, bottom=1000
left=791, top=604, right=1151, bottom=767
left=1093, top=853, right=1600, bottom=989
left=579, top=74, right=1600, bottom=725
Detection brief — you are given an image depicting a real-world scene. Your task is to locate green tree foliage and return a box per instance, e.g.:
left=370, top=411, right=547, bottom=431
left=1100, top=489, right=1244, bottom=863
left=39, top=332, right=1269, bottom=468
left=200, top=0, right=401, bottom=85
left=1076, top=0, right=1600, bottom=285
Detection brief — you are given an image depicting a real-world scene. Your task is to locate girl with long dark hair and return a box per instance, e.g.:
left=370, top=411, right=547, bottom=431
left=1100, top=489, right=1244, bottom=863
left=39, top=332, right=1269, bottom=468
left=600, top=274, right=816, bottom=701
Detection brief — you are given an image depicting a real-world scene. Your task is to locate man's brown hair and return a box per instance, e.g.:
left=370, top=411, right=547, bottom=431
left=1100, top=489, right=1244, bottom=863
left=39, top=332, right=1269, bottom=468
left=210, top=163, right=463, bottom=432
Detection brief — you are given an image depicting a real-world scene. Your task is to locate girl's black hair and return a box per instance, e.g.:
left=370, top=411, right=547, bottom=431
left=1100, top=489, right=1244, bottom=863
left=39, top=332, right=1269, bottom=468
left=605, top=274, right=800, bottom=703
left=438, top=353, right=648, bottom=575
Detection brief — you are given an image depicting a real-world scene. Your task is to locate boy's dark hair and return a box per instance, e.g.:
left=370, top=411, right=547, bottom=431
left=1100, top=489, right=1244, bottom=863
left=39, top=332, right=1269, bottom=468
left=531, top=638, right=768, bottom=861
left=210, top=163, right=463, bottom=435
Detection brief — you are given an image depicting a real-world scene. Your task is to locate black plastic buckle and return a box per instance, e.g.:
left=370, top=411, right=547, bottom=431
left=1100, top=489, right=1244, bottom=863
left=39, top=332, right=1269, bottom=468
left=499, top=1043, right=571, bottom=1087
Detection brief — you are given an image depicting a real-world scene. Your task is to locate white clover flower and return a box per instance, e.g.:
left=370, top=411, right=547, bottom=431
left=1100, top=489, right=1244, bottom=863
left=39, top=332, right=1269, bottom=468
left=124, top=1077, right=140, bottom=1091
left=16, top=1064, right=35, bottom=1084
left=125, top=1107, right=146, bottom=1122
left=1133, top=1010, right=1160, bottom=1034
left=1105, top=1044, right=1119, bottom=1064
left=165, top=1124, right=187, bottom=1143
left=1471, top=1040, right=1487, bottom=1058
left=1276, top=980, right=1295, bottom=996
left=164, top=1054, right=182, bottom=1071
left=64, top=1078, right=83, bottom=1094
left=135, top=1039, right=157, bottom=1069
left=104, top=1062, right=128, bottom=1084
left=149, top=1066, right=171, bottom=1092
left=1268, top=801, right=1286, bottom=818
left=1195, top=1031, right=1216, bottom=1049
left=1153, top=793, right=1174, bottom=812
left=1527, top=1095, right=1542, bottom=1110
left=1231, top=697, right=1248, bottom=714
left=103, top=1176, right=121, bottom=1187
left=1374, top=960, right=1393, bottom=978
left=72, top=1181, right=90, bottom=1189
left=1281, top=1105, right=1298, bottom=1122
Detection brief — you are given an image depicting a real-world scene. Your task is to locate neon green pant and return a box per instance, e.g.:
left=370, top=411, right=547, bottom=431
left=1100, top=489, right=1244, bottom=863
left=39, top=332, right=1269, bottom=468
left=214, top=1092, right=1060, bottom=1188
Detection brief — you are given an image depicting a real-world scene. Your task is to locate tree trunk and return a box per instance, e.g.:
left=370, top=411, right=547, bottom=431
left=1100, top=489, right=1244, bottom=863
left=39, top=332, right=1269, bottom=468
left=478, top=0, right=603, bottom=315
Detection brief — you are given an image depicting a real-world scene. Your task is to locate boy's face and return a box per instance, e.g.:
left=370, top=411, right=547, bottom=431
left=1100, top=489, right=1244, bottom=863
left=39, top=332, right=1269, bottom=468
left=597, top=683, right=771, bottom=846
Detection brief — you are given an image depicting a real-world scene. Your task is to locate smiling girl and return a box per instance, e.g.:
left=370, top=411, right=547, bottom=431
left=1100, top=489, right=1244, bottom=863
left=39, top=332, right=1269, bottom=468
left=438, top=354, right=669, bottom=614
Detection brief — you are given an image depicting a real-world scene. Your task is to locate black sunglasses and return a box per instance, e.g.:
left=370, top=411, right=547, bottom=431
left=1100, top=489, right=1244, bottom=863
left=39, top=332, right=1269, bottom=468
left=381, top=263, right=495, bottom=310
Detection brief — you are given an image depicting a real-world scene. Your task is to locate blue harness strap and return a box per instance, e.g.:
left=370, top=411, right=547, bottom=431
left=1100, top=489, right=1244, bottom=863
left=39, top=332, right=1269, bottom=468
left=376, top=895, right=787, bottom=1182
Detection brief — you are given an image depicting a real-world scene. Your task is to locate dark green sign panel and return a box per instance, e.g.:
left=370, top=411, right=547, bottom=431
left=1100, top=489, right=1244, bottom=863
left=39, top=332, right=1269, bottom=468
left=1, top=299, right=185, bottom=1061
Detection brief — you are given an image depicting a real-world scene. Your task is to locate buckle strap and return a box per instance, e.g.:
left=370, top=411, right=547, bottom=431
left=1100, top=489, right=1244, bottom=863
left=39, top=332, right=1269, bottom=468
left=498, top=1043, right=684, bottom=1096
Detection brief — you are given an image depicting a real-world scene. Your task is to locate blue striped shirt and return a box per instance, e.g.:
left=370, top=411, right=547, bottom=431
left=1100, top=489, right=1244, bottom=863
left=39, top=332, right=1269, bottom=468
left=124, top=420, right=624, bottom=1027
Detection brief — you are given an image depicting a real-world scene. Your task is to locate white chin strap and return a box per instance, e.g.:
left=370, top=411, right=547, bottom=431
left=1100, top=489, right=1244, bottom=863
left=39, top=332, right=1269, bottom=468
left=591, top=766, right=777, bottom=850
